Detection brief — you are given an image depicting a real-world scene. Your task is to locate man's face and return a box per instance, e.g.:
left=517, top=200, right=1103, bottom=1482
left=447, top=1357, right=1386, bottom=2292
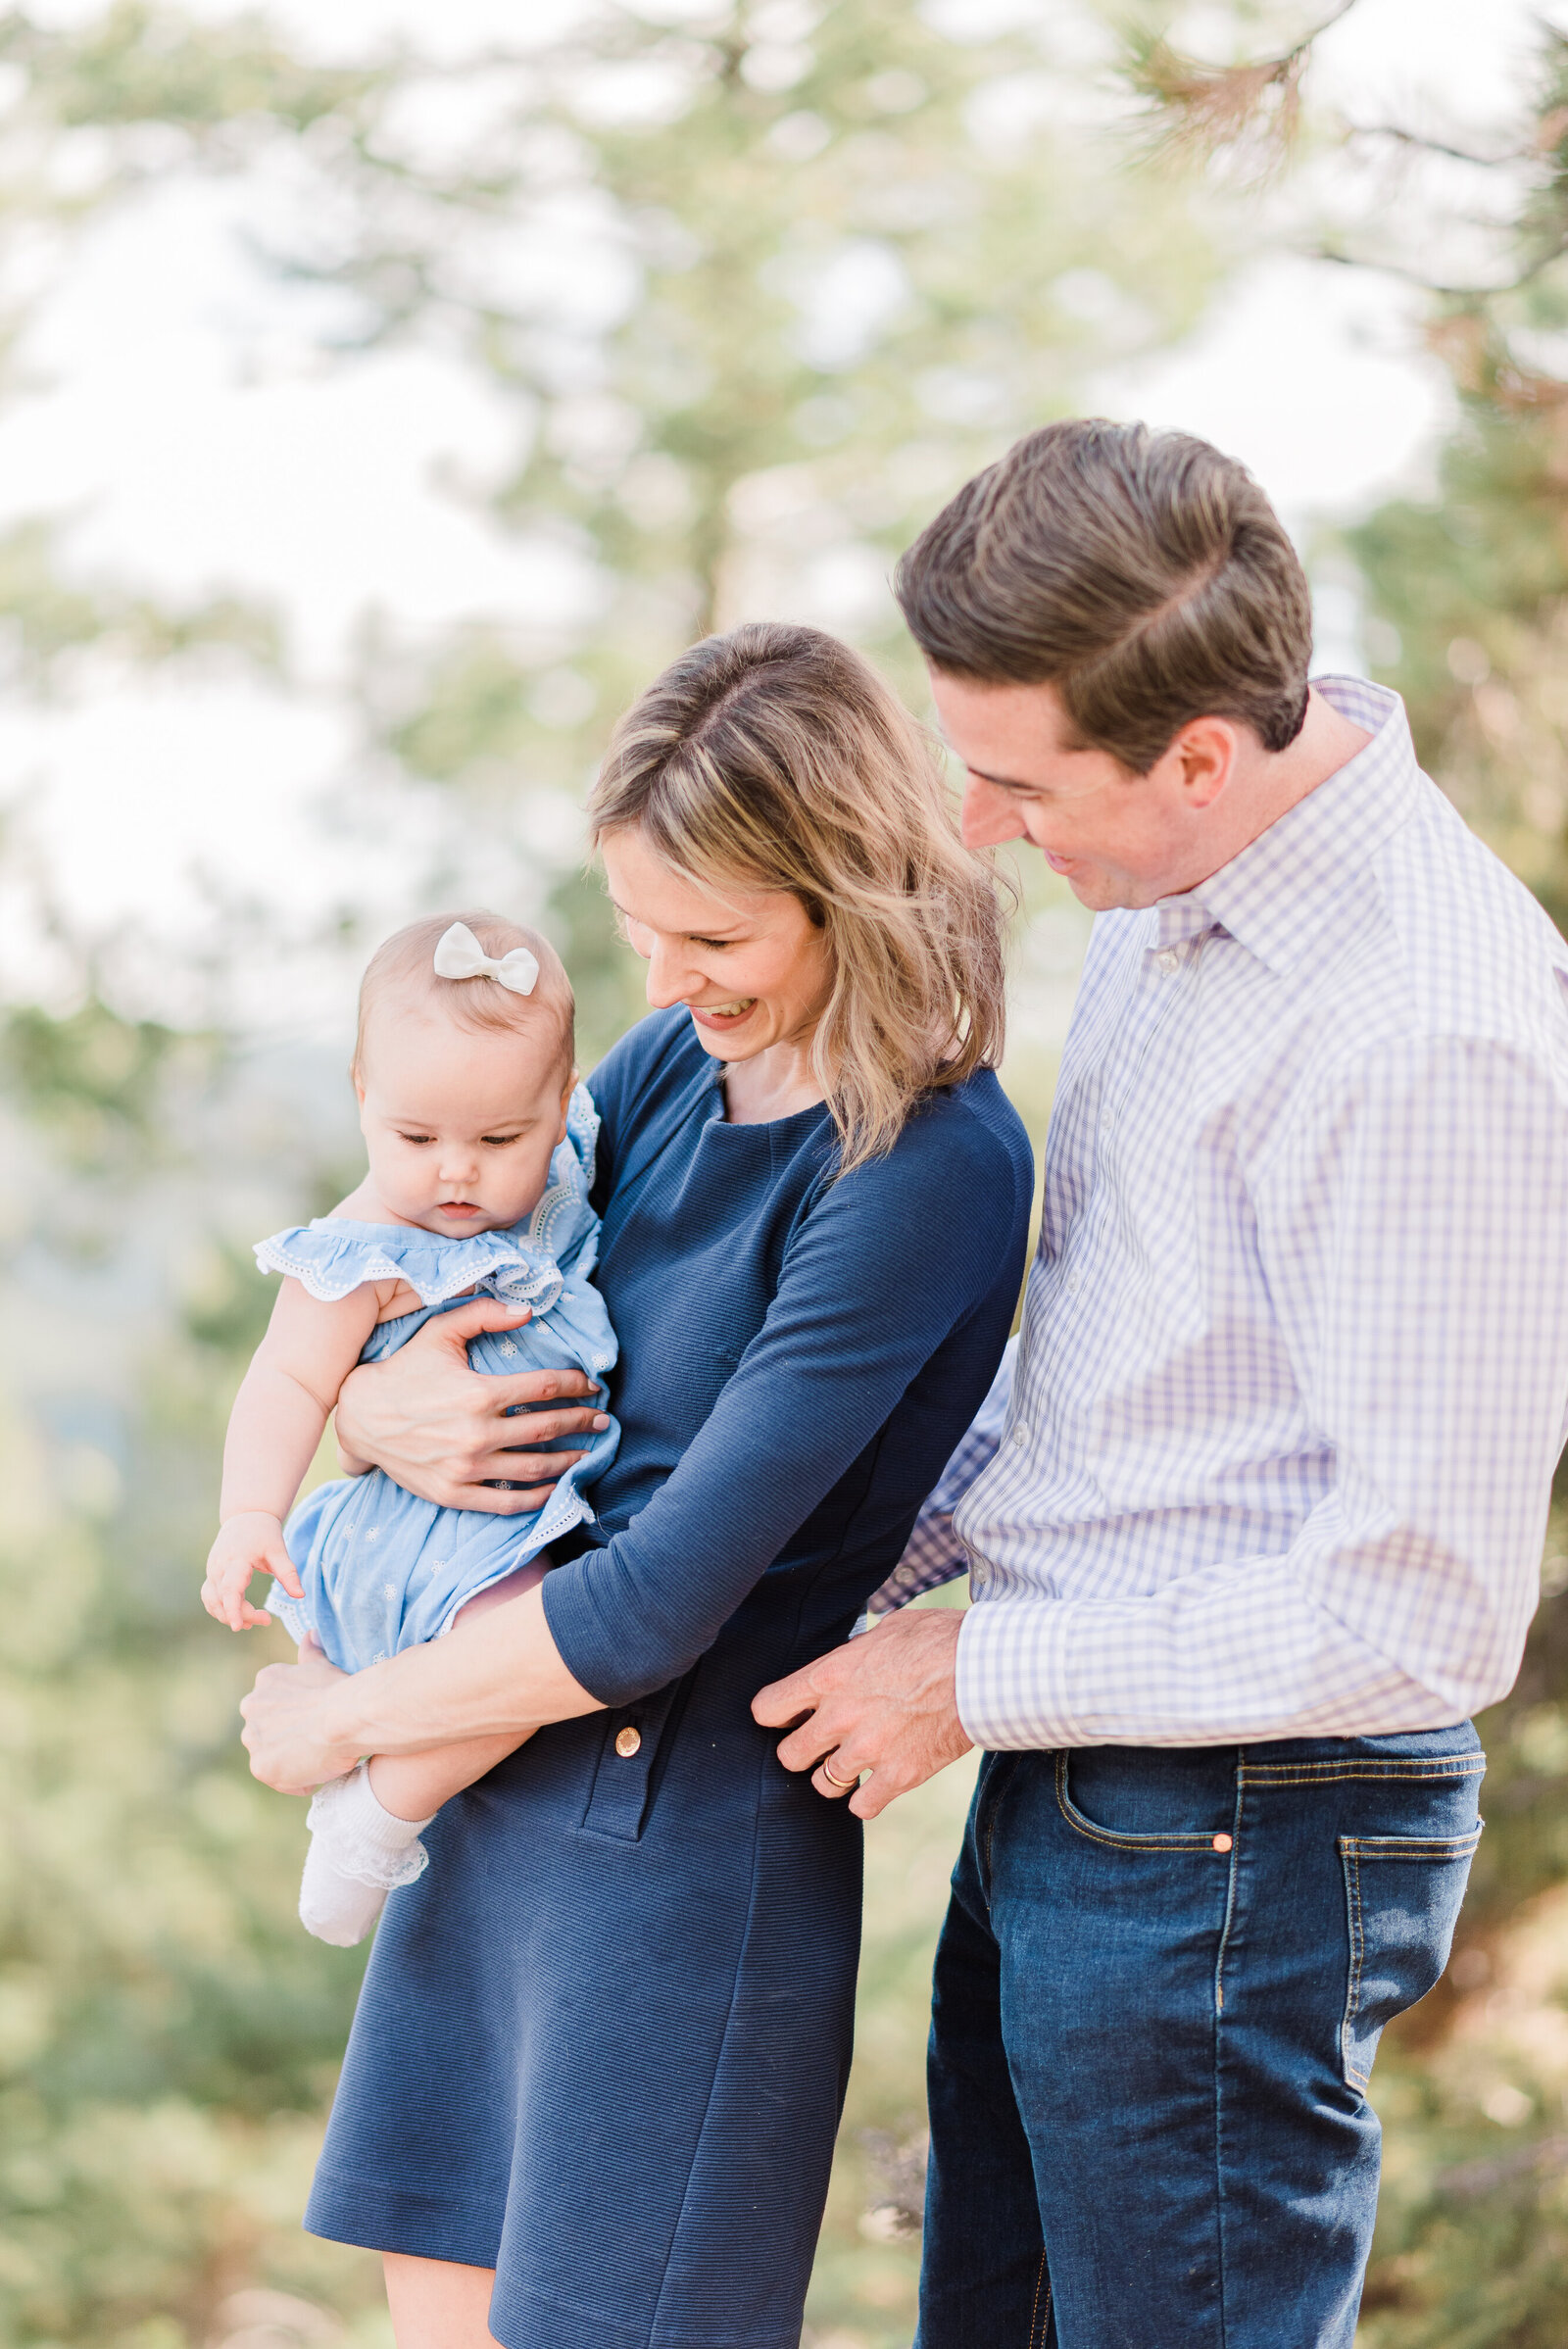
left=932, top=669, right=1231, bottom=911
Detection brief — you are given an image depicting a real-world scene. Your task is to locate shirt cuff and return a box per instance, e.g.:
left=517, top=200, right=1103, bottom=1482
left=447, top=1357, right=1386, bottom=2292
left=956, top=1595, right=1077, bottom=1750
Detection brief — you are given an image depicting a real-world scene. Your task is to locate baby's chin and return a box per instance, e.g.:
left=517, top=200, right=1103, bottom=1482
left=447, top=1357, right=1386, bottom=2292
left=413, top=1203, right=531, bottom=1236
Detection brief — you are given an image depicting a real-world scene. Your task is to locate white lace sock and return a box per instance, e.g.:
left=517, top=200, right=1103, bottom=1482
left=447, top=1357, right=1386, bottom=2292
left=298, top=1761, right=436, bottom=1948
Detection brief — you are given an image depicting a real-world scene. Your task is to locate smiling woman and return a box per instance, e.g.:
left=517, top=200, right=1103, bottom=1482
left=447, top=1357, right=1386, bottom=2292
left=589, top=618, right=1008, bottom=1169
left=241, top=620, right=1033, bottom=2349
left=599, top=829, right=833, bottom=1125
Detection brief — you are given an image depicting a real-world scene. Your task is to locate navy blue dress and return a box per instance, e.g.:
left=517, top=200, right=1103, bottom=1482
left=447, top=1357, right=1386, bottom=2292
left=304, top=1010, right=1032, bottom=2349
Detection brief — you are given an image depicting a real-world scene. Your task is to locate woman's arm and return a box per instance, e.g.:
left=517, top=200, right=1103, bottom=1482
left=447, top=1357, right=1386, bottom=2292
left=240, top=1582, right=599, bottom=1790
left=543, top=1100, right=1030, bottom=1705
left=240, top=1093, right=1027, bottom=1779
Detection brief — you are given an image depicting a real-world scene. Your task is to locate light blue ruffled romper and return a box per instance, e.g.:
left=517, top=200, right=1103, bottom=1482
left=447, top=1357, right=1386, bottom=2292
left=254, top=1086, right=619, bottom=1676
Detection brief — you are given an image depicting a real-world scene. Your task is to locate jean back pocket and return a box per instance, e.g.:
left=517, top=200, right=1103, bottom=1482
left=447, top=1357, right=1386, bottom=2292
left=1340, top=1823, right=1483, bottom=2090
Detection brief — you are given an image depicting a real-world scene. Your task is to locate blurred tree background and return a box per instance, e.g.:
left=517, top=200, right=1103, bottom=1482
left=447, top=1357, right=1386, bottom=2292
left=0, top=3, right=1565, bottom=2345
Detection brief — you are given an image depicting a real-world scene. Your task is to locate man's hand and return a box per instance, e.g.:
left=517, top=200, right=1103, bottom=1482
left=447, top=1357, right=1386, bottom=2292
left=240, top=1637, right=359, bottom=1794
left=333, top=1297, right=610, bottom=1514
left=753, top=1607, right=973, bottom=1820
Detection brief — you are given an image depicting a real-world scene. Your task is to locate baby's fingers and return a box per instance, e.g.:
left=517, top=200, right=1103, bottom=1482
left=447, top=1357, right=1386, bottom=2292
left=263, top=1540, right=305, bottom=1600
left=202, top=1574, right=252, bottom=1632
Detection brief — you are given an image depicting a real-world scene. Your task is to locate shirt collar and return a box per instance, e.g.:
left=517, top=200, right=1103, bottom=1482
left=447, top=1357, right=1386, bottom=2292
left=1152, top=677, right=1422, bottom=975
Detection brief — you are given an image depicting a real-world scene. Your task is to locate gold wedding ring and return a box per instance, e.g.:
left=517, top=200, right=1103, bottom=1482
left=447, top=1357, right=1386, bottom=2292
left=821, top=1757, right=859, bottom=1789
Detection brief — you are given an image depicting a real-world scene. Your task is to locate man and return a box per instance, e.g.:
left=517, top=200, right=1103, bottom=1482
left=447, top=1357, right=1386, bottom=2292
left=754, top=418, right=1568, bottom=2347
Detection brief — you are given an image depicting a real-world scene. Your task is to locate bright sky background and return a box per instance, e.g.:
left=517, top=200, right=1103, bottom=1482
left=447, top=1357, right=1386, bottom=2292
left=1, top=0, right=1561, bottom=1032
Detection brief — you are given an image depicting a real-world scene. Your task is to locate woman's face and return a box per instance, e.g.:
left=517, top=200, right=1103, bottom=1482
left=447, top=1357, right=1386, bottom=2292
left=601, top=826, right=833, bottom=1066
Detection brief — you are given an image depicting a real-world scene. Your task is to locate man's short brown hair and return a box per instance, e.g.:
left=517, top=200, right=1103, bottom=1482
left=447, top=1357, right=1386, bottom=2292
left=895, top=418, right=1313, bottom=774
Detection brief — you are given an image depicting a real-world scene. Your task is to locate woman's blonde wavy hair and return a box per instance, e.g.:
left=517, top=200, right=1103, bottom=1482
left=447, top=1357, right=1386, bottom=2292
left=587, top=622, right=1008, bottom=1175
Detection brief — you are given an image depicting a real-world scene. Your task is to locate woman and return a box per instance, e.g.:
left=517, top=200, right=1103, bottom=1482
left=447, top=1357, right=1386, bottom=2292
left=241, top=621, right=1034, bottom=2349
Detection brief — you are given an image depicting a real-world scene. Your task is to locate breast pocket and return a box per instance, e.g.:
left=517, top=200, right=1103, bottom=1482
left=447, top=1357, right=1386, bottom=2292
left=1340, top=1822, right=1483, bottom=2091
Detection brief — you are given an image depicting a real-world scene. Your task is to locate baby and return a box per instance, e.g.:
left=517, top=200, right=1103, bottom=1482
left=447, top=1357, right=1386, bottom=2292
left=203, top=911, right=617, bottom=1946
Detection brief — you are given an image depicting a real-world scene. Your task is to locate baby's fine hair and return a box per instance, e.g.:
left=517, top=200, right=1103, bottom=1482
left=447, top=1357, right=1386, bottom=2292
left=353, top=909, right=574, bottom=1080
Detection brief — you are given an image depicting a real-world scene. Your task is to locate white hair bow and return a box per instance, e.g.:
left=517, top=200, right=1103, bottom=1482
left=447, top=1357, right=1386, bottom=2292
left=432, top=920, right=540, bottom=996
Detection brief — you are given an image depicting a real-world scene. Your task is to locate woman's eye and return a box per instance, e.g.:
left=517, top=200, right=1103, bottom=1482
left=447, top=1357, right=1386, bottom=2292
left=690, top=936, right=732, bottom=952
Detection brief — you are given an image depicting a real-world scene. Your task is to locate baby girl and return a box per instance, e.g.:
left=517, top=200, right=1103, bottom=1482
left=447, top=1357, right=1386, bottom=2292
left=202, top=911, right=617, bottom=1946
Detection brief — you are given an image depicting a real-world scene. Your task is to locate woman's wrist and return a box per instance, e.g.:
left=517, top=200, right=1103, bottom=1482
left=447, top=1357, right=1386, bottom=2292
left=321, top=1665, right=377, bottom=1767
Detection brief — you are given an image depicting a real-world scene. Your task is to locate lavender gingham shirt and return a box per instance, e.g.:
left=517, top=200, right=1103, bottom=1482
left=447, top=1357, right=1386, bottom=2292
left=877, top=676, right=1568, bottom=1749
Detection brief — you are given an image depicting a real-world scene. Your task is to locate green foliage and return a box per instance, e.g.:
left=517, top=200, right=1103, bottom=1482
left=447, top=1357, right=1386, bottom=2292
left=15, top=5, right=1568, bottom=2346
left=0, top=520, right=282, bottom=689
left=0, top=2, right=380, bottom=146
left=331, top=1, right=1218, bottom=1059
left=1348, top=392, right=1568, bottom=929
left=0, top=997, right=393, bottom=2347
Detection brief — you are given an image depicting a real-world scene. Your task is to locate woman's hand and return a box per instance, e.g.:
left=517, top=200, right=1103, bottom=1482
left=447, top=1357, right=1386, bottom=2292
left=241, top=1588, right=602, bottom=1788
left=241, top=1637, right=359, bottom=1794
left=332, top=1298, right=611, bottom=1514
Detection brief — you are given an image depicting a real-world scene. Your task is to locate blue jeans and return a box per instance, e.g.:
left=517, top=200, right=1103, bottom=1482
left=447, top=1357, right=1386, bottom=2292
left=916, top=1728, right=1485, bottom=2349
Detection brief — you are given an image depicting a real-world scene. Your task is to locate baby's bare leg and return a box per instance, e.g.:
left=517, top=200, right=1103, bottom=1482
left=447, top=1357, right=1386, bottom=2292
left=367, top=1558, right=549, bottom=1823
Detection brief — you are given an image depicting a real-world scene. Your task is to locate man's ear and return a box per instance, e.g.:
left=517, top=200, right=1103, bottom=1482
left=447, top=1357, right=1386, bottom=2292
left=1165, top=715, right=1241, bottom=811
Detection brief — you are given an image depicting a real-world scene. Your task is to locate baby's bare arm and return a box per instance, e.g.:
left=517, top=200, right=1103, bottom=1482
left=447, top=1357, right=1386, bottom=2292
left=204, top=1279, right=384, bottom=1631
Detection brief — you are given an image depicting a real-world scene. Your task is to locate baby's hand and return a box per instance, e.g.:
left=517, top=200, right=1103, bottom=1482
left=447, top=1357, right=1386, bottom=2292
left=202, top=1513, right=305, bottom=1631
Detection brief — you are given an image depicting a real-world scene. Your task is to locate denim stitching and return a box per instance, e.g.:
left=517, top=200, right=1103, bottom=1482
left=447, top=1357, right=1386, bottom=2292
left=1212, top=1768, right=1245, bottom=2018
left=1340, top=1843, right=1366, bottom=2089
left=1347, top=1831, right=1484, bottom=1863
left=978, top=1755, right=1014, bottom=1907
left=1027, top=2250, right=1052, bottom=2349
left=1337, top=1827, right=1482, bottom=2090
left=1240, top=1758, right=1485, bottom=1786
left=1053, top=1754, right=1228, bottom=1853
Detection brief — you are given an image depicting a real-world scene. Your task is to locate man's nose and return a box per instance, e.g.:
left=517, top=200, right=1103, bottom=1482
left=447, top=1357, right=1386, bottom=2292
left=960, top=775, right=1028, bottom=849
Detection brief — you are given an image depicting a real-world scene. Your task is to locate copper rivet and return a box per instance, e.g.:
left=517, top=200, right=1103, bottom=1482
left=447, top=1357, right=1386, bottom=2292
left=615, top=1726, right=642, bottom=1759
left=1212, top=1833, right=1233, bottom=1853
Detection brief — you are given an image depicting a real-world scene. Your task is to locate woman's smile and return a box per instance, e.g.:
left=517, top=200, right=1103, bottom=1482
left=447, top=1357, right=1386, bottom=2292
left=687, top=996, right=759, bottom=1030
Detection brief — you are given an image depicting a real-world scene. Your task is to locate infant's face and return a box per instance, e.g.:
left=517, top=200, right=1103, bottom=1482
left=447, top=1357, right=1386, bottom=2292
left=357, top=1015, right=573, bottom=1236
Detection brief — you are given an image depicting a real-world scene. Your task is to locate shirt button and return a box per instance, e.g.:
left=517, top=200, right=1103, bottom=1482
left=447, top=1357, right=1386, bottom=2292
left=1065, top=1271, right=1081, bottom=1296
left=1156, top=948, right=1180, bottom=974
left=1010, top=1422, right=1030, bottom=1449
left=1102, top=1110, right=1114, bottom=1132
left=1212, top=1833, right=1233, bottom=1853
left=615, top=1726, right=642, bottom=1758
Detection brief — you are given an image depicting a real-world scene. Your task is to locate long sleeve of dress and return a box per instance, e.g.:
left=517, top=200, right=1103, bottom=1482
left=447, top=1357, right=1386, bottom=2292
left=544, top=1094, right=1030, bottom=1707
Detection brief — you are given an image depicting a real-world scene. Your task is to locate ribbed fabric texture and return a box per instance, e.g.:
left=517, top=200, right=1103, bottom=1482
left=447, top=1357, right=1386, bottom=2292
left=304, top=1013, right=1033, bottom=2349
